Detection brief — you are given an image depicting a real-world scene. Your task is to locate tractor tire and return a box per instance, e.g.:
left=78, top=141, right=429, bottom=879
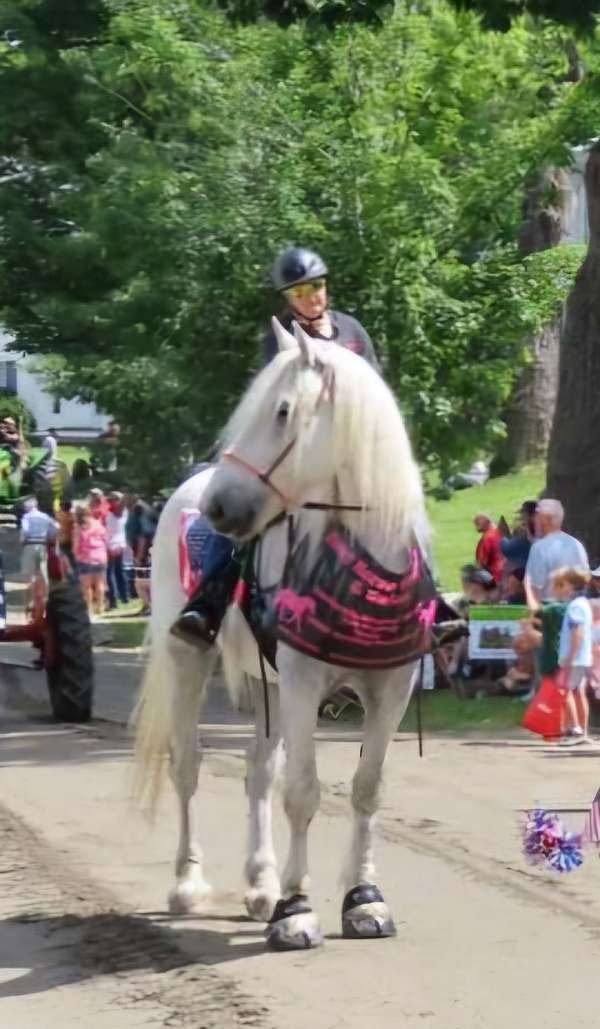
left=45, top=580, right=94, bottom=722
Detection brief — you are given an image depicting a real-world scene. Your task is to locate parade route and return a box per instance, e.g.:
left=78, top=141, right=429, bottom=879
left=2, top=636, right=600, bottom=1028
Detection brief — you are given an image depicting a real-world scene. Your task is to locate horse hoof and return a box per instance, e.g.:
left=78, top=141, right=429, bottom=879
left=341, top=885, right=396, bottom=940
left=168, top=875, right=213, bottom=915
left=266, top=895, right=323, bottom=951
left=244, top=887, right=279, bottom=923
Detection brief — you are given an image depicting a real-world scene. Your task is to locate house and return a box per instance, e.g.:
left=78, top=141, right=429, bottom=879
left=0, top=332, right=109, bottom=441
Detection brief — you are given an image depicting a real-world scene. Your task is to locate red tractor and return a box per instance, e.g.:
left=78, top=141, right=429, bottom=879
left=0, top=542, right=94, bottom=722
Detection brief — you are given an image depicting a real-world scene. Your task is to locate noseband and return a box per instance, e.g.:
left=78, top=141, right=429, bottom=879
left=222, top=438, right=297, bottom=507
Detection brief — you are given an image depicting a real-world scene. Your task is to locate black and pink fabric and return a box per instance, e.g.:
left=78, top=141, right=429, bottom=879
left=274, top=527, right=436, bottom=669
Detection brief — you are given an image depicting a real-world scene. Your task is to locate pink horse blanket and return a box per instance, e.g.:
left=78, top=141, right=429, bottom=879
left=274, top=528, right=436, bottom=670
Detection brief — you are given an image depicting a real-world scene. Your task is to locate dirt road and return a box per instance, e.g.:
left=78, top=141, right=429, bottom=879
left=2, top=593, right=600, bottom=1026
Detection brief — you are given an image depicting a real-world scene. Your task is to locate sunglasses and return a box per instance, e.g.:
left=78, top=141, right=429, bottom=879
left=284, top=277, right=327, bottom=300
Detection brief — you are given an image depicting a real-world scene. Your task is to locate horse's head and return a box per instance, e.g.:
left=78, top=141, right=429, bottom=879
left=202, top=320, right=336, bottom=540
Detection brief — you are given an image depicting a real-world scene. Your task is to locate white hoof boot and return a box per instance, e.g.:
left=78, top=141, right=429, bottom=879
left=266, top=895, right=323, bottom=951
left=168, top=864, right=213, bottom=915
left=341, top=885, right=396, bottom=939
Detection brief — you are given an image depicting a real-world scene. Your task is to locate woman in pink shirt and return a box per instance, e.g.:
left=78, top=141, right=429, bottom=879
left=73, top=505, right=108, bottom=617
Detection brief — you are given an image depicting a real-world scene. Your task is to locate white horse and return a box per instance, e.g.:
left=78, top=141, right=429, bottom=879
left=134, top=319, right=430, bottom=950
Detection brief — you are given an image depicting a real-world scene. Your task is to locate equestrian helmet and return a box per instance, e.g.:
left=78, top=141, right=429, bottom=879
left=271, top=247, right=328, bottom=291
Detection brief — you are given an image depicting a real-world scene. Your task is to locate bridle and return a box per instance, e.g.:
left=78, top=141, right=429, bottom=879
left=221, top=363, right=363, bottom=515
left=222, top=438, right=297, bottom=508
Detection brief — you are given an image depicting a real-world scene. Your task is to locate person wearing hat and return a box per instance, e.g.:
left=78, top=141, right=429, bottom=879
left=263, top=246, right=379, bottom=369
left=171, top=246, right=379, bottom=649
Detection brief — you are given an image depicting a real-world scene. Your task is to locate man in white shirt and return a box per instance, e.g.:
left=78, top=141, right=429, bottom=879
left=20, top=497, right=58, bottom=607
left=42, top=428, right=58, bottom=458
left=106, top=491, right=129, bottom=608
left=525, top=498, right=588, bottom=607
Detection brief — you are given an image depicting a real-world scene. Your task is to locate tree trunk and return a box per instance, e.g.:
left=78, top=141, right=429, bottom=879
left=546, top=143, right=600, bottom=560
left=499, top=168, right=569, bottom=470
left=502, top=318, right=561, bottom=466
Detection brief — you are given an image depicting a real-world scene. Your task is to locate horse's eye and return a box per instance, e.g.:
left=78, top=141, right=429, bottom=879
left=276, top=401, right=289, bottom=424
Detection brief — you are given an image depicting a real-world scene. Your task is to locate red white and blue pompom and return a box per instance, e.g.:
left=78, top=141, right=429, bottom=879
left=522, top=809, right=584, bottom=874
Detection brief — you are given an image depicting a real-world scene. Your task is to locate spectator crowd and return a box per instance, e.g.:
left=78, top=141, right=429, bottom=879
left=455, top=497, right=599, bottom=744
left=21, top=487, right=161, bottom=621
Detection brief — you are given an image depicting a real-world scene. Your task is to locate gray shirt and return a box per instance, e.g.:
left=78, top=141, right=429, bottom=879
left=525, top=530, right=589, bottom=600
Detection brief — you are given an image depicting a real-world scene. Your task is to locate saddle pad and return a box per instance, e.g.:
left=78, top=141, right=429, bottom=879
left=275, top=528, right=436, bottom=670
left=178, top=510, right=213, bottom=599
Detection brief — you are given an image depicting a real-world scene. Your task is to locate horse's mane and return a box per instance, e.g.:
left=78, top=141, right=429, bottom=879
left=222, top=344, right=427, bottom=549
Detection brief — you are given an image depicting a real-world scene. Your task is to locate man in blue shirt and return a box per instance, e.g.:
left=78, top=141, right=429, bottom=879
left=525, top=499, right=588, bottom=608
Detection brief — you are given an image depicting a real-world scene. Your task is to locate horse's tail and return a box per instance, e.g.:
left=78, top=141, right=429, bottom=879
left=131, top=620, right=177, bottom=815
left=131, top=467, right=213, bottom=815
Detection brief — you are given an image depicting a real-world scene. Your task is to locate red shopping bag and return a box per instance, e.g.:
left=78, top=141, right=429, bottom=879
left=522, top=674, right=565, bottom=739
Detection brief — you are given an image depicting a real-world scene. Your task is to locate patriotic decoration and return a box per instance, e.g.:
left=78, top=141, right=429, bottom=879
left=178, top=510, right=213, bottom=599
left=522, top=789, right=600, bottom=874
left=522, top=809, right=584, bottom=874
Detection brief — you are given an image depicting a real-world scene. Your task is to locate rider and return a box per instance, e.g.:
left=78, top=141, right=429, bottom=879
left=0, top=417, right=22, bottom=471
left=170, top=246, right=379, bottom=649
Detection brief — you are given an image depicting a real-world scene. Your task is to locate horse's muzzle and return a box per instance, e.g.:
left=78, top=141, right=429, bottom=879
left=204, top=481, right=261, bottom=539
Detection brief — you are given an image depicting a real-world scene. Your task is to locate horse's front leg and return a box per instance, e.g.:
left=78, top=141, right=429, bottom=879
left=168, top=640, right=217, bottom=914
left=244, top=677, right=284, bottom=921
left=341, top=665, right=416, bottom=939
left=266, top=647, right=325, bottom=950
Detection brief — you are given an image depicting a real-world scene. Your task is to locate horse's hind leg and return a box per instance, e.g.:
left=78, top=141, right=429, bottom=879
left=168, top=640, right=218, bottom=915
left=341, top=666, right=415, bottom=939
left=244, top=677, right=283, bottom=922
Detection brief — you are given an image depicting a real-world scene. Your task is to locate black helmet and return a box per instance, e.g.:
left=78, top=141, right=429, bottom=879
left=271, top=247, right=328, bottom=291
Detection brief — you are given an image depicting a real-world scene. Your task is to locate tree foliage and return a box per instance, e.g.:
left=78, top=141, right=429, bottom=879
left=0, top=0, right=589, bottom=489
left=216, top=0, right=391, bottom=27
left=449, top=0, right=599, bottom=33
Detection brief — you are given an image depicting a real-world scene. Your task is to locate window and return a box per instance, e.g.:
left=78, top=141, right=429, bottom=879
left=53, top=395, right=61, bottom=414
left=0, top=361, right=17, bottom=393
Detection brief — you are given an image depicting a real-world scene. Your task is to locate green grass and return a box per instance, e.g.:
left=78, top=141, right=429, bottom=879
left=428, top=461, right=545, bottom=592
left=57, top=445, right=90, bottom=469
left=96, top=601, right=148, bottom=648
left=324, top=689, right=527, bottom=732
left=400, top=689, right=526, bottom=733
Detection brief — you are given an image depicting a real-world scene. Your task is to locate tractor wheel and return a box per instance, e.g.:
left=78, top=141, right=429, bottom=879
left=45, top=580, right=94, bottom=722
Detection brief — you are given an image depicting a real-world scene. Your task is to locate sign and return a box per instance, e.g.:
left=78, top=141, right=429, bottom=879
left=468, top=604, right=529, bottom=661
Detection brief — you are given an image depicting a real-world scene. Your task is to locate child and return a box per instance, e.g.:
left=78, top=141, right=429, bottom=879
left=552, top=567, right=593, bottom=745
left=73, top=504, right=108, bottom=619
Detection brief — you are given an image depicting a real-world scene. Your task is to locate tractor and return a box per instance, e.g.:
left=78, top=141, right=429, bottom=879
left=0, top=444, right=71, bottom=513
left=0, top=539, right=94, bottom=722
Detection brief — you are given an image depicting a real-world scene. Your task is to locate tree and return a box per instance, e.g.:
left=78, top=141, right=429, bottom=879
left=448, top=0, right=600, bottom=33
left=546, top=143, right=600, bottom=559
left=0, top=0, right=586, bottom=489
left=216, top=0, right=391, bottom=26
left=498, top=168, right=572, bottom=472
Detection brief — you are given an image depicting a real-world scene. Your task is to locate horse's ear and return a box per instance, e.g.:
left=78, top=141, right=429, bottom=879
left=292, top=321, right=317, bottom=368
left=271, top=317, right=296, bottom=353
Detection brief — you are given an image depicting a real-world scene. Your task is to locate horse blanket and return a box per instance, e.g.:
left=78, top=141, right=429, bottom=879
left=178, top=514, right=436, bottom=671
left=274, top=526, right=436, bottom=669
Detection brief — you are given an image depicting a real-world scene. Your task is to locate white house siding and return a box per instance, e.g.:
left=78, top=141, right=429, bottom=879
left=0, top=332, right=108, bottom=437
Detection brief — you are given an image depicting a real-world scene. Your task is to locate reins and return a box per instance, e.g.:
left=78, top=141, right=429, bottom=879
left=221, top=361, right=425, bottom=756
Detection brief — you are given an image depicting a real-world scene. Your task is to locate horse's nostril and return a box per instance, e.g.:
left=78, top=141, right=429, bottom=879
left=206, top=497, right=226, bottom=525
